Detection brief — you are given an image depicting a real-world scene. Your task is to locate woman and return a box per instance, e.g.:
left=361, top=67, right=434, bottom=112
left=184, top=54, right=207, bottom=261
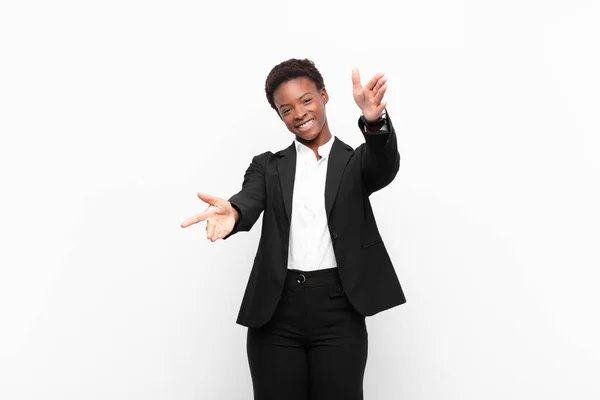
left=181, top=59, right=405, bottom=400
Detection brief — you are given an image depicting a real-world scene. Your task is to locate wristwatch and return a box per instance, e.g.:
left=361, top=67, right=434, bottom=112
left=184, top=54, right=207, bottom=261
left=360, top=109, right=387, bottom=128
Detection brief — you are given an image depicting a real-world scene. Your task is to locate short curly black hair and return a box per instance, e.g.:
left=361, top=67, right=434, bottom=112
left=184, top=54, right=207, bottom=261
left=265, top=58, right=325, bottom=112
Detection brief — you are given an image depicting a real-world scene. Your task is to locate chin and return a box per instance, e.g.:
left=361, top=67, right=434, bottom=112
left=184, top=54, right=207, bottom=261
left=297, top=132, right=318, bottom=142
left=297, top=126, right=320, bottom=140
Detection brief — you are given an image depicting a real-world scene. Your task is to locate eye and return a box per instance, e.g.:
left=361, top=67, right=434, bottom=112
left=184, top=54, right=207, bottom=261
left=281, top=109, right=290, bottom=115
left=303, top=98, right=312, bottom=103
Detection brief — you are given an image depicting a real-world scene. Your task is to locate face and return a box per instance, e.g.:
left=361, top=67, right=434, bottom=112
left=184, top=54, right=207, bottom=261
left=272, top=77, right=329, bottom=143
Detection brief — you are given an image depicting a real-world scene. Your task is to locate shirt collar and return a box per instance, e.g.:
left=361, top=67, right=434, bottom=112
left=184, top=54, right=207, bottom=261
left=294, top=135, right=336, bottom=160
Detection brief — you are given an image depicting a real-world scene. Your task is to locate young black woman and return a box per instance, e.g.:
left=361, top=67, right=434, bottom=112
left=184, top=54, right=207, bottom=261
left=182, top=59, right=405, bottom=400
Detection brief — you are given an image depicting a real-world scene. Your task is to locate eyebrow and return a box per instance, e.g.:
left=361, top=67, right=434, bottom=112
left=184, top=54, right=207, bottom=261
left=279, top=92, right=312, bottom=108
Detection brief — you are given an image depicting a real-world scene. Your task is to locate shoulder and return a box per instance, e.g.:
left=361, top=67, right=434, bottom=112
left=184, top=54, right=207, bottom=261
left=333, top=136, right=355, bottom=152
left=247, top=148, right=285, bottom=171
left=252, top=151, right=275, bottom=161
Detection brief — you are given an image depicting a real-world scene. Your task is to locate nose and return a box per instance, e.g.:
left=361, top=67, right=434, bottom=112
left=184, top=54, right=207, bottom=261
left=294, top=108, right=307, bottom=120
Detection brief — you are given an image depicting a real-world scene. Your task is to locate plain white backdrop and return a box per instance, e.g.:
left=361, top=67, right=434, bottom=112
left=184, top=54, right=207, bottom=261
left=1, top=0, right=599, bottom=399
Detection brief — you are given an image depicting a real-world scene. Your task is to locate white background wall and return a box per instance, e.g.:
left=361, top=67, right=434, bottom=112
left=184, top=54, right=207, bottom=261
left=1, top=0, right=599, bottom=399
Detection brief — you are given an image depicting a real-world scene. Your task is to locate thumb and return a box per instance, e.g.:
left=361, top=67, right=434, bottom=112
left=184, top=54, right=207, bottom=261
left=351, top=67, right=362, bottom=91
left=197, top=192, right=217, bottom=206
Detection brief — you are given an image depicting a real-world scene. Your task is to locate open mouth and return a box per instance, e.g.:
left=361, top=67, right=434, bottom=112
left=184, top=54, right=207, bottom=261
left=295, top=119, right=314, bottom=130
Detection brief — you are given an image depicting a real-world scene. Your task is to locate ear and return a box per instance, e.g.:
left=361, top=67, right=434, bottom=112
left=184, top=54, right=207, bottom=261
left=320, top=87, right=329, bottom=105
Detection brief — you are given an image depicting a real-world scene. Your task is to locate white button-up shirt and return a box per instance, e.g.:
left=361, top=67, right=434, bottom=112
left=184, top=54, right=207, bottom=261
left=287, top=135, right=338, bottom=271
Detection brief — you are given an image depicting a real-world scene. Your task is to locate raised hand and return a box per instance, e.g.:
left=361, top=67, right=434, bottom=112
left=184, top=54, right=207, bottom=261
left=351, top=68, right=388, bottom=122
left=180, top=192, right=238, bottom=242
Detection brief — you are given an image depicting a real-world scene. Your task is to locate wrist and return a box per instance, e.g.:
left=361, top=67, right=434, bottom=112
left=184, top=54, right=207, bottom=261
left=361, top=108, right=387, bottom=124
left=361, top=109, right=387, bottom=126
left=228, top=201, right=240, bottom=223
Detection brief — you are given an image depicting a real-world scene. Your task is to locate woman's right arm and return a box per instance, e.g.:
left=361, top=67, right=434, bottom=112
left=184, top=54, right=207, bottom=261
left=224, top=153, right=269, bottom=239
left=180, top=153, right=268, bottom=241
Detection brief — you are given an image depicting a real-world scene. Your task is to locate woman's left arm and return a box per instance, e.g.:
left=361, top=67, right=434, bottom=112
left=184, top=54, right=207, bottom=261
left=352, top=68, right=401, bottom=195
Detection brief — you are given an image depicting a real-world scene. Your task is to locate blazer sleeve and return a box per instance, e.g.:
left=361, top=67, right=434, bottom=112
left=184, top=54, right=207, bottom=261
left=223, top=152, right=269, bottom=239
left=359, top=112, right=401, bottom=195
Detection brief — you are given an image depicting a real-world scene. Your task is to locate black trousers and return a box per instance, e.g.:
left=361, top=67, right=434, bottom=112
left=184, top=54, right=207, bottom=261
left=247, top=267, right=368, bottom=400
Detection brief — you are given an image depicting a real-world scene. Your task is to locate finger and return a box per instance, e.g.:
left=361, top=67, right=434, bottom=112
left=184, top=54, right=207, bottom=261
left=351, top=67, right=362, bottom=91
left=210, top=223, right=219, bottom=241
left=206, top=220, right=216, bottom=241
left=197, top=192, right=217, bottom=206
left=181, top=211, right=210, bottom=228
left=374, top=84, right=388, bottom=103
left=366, top=72, right=385, bottom=91
left=372, top=75, right=388, bottom=94
left=375, top=101, right=388, bottom=116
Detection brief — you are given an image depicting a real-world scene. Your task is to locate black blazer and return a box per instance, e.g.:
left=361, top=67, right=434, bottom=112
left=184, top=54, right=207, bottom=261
left=226, top=114, right=406, bottom=328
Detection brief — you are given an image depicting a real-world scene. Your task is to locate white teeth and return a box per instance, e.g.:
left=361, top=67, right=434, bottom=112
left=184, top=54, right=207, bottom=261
left=298, top=119, right=313, bottom=128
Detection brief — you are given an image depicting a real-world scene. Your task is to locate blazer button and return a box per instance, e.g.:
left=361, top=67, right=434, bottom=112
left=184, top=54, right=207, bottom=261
left=332, top=232, right=338, bottom=240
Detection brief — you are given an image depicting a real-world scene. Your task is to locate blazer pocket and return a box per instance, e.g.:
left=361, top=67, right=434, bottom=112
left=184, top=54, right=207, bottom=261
left=361, top=239, right=383, bottom=249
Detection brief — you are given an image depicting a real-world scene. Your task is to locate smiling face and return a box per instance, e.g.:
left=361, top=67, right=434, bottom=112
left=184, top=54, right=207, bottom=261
left=273, top=77, right=331, bottom=147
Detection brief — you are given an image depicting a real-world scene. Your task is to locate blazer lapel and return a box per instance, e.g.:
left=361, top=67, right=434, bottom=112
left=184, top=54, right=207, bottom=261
left=325, top=138, right=354, bottom=219
left=276, top=143, right=296, bottom=223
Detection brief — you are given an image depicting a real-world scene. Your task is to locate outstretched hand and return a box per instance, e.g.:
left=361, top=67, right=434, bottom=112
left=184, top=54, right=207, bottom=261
left=180, top=192, right=237, bottom=242
left=352, top=68, right=388, bottom=121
